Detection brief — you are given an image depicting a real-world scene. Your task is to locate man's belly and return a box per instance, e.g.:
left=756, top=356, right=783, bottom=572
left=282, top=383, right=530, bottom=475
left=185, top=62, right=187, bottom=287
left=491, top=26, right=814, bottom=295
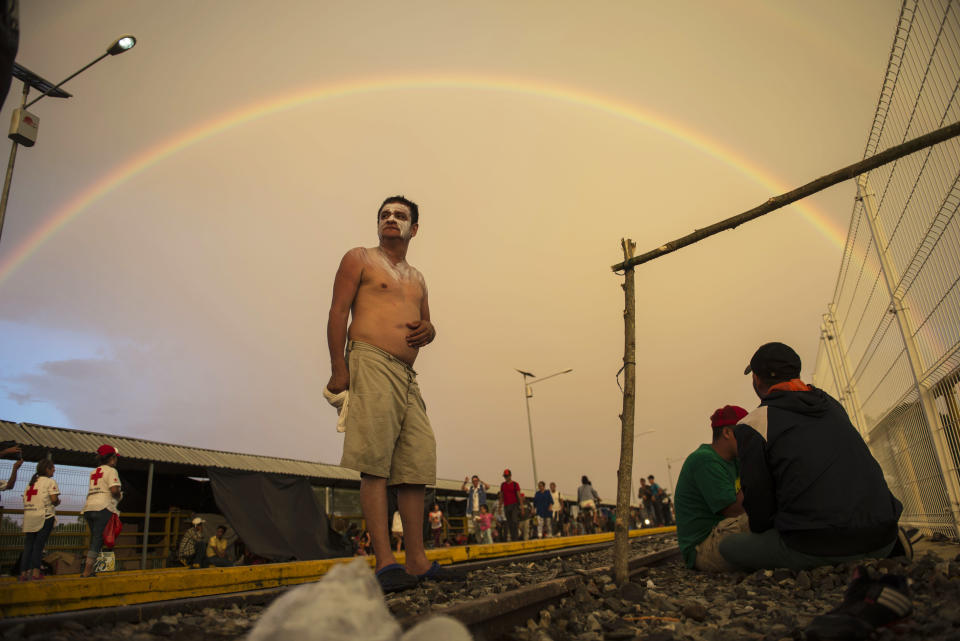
left=348, top=323, right=419, bottom=366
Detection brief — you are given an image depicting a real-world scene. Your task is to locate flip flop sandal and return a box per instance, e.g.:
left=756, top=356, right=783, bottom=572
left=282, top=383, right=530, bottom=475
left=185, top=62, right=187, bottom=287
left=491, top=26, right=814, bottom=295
left=375, top=563, right=419, bottom=593
left=417, top=561, right=468, bottom=582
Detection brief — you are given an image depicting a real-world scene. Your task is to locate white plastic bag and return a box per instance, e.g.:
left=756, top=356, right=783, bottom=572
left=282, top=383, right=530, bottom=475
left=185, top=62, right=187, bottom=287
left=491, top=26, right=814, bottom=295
left=248, top=559, right=471, bottom=641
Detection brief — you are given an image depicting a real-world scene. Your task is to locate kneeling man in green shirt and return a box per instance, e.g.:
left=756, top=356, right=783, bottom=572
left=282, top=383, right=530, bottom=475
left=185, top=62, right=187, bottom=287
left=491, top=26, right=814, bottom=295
left=675, top=405, right=750, bottom=571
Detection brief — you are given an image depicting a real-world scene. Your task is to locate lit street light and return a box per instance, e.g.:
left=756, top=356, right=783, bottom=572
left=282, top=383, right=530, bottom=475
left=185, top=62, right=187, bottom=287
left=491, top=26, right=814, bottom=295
left=516, top=367, right=573, bottom=486
left=0, top=35, right=137, bottom=248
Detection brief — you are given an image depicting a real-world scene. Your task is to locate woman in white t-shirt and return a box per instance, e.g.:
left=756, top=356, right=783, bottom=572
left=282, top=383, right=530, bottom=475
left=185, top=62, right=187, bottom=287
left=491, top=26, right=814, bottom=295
left=80, top=444, right=123, bottom=578
left=391, top=510, right=403, bottom=553
left=19, top=458, right=59, bottom=581
left=428, top=503, right=444, bottom=548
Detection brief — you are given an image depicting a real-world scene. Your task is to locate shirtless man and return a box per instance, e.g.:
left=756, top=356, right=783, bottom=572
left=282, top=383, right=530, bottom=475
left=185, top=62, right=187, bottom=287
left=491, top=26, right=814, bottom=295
left=327, top=195, right=459, bottom=592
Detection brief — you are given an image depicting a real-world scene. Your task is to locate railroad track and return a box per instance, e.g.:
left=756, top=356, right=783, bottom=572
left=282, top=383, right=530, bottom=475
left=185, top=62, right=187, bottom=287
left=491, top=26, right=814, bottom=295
left=401, top=545, right=681, bottom=641
left=0, top=531, right=679, bottom=639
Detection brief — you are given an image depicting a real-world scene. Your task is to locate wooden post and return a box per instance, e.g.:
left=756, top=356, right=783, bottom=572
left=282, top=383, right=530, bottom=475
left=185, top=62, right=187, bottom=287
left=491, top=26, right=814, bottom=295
left=614, top=238, right=637, bottom=586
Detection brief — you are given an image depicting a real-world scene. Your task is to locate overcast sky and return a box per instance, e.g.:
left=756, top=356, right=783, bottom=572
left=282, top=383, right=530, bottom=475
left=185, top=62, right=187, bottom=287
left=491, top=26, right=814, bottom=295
left=0, top=1, right=901, bottom=497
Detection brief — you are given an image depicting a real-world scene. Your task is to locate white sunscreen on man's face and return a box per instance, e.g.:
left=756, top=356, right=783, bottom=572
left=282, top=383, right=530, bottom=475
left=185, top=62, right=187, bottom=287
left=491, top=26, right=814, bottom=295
left=378, top=208, right=412, bottom=240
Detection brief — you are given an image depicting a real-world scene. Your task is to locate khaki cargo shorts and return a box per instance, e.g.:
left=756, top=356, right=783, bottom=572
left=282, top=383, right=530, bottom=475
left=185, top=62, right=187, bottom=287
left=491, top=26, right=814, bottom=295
left=694, top=512, right=749, bottom=572
left=339, top=340, right=437, bottom=486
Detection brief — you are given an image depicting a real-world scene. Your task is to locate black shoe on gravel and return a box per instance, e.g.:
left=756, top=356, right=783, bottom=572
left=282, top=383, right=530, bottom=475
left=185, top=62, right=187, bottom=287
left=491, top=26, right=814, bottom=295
left=805, top=566, right=912, bottom=640
left=417, top=561, right=468, bottom=582
left=888, top=526, right=920, bottom=561
left=376, top=564, right=420, bottom=593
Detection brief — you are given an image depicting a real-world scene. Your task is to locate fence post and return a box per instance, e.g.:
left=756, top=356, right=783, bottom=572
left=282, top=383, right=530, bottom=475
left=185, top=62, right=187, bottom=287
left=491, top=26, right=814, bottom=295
left=858, top=177, right=960, bottom=535
left=819, top=322, right=848, bottom=406
left=140, top=462, right=154, bottom=570
left=821, top=308, right=869, bottom=438
left=614, top=238, right=637, bottom=586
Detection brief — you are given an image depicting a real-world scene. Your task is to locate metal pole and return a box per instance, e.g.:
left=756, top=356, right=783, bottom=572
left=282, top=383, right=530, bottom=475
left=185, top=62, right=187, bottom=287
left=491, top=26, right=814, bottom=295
left=24, top=53, right=107, bottom=109
left=819, top=313, right=869, bottom=439
left=0, top=83, right=27, bottom=248
left=141, top=462, right=154, bottom=569
left=818, top=324, right=846, bottom=403
left=523, top=378, right=538, bottom=487
left=858, top=177, right=960, bottom=534
left=825, top=304, right=870, bottom=435
left=614, top=238, right=636, bottom=586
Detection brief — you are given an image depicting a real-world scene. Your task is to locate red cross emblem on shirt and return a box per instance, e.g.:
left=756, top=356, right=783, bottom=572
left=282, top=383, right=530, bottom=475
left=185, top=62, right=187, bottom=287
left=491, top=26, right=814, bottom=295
left=25, top=485, right=38, bottom=502
left=91, top=467, right=104, bottom=485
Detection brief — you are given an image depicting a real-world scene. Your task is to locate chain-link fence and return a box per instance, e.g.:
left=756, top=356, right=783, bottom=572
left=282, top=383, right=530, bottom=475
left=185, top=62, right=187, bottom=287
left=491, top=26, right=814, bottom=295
left=813, top=0, right=960, bottom=536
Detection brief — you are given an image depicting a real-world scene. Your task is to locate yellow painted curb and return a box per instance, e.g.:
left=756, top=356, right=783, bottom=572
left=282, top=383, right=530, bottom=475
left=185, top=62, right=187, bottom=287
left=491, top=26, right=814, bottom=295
left=0, top=527, right=676, bottom=617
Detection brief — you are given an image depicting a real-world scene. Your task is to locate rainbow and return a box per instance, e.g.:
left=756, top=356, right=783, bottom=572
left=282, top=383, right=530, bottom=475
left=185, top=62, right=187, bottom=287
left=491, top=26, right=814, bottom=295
left=0, top=74, right=848, bottom=285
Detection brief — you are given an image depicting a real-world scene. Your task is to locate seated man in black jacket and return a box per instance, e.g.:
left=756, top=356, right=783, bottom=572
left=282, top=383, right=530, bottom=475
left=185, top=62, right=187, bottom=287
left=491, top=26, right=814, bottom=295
left=718, top=342, right=904, bottom=571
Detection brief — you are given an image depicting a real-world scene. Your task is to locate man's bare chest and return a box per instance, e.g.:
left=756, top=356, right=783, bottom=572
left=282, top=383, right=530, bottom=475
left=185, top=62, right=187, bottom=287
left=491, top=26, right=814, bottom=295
left=359, top=265, right=423, bottom=304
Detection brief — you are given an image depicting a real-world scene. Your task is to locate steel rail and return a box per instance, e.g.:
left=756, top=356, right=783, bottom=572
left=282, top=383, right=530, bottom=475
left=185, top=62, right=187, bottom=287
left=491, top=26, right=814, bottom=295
left=400, top=546, right=681, bottom=641
left=0, top=534, right=678, bottom=636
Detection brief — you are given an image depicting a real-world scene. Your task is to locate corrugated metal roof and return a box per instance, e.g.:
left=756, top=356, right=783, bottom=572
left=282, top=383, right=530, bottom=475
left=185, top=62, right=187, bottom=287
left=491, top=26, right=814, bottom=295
left=1, top=421, right=467, bottom=491
left=13, top=421, right=360, bottom=482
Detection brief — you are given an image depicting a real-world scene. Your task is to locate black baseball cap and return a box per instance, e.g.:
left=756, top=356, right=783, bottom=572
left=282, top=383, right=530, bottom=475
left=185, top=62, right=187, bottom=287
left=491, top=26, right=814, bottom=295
left=744, top=342, right=801, bottom=379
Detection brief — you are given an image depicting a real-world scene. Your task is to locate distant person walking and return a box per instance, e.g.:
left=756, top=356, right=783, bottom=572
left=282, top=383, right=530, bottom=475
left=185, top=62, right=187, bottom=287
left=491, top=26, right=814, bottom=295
left=578, top=476, right=601, bottom=534
left=500, top=469, right=522, bottom=541
left=81, top=445, right=122, bottom=578
left=20, top=458, right=59, bottom=581
left=461, top=475, right=489, bottom=542
left=549, top=482, right=563, bottom=536
left=648, top=475, right=664, bottom=526
left=638, top=477, right=655, bottom=526
left=474, top=504, right=494, bottom=544
left=428, top=503, right=446, bottom=548
left=533, top=481, right=554, bottom=538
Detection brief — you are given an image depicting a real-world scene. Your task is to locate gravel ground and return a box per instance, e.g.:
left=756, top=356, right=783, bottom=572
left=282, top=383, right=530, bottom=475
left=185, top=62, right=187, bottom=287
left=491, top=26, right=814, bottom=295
left=386, top=533, right=679, bottom=622
left=6, top=534, right=959, bottom=641
left=507, top=546, right=960, bottom=641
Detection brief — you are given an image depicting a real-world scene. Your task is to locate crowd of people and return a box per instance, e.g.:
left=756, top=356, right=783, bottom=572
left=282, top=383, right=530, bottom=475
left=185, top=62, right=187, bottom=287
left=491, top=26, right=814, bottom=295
left=340, top=469, right=671, bottom=557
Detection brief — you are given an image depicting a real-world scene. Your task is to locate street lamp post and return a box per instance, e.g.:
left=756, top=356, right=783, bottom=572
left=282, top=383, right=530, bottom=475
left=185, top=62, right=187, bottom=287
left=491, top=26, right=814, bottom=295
left=0, top=35, right=136, bottom=248
left=666, top=455, right=685, bottom=493
left=516, top=367, right=573, bottom=487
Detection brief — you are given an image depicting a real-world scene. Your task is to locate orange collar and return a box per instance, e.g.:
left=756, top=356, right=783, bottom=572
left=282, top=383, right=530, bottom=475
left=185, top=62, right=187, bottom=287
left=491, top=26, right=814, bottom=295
left=767, top=379, right=811, bottom=392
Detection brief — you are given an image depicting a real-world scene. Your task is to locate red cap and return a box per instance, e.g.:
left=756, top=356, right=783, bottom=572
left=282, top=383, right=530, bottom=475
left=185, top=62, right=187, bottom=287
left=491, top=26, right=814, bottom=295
left=710, top=405, right=748, bottom=428
left=503, top=469, right=511, bottom=476
left=97, top=444, right=119, bottom=458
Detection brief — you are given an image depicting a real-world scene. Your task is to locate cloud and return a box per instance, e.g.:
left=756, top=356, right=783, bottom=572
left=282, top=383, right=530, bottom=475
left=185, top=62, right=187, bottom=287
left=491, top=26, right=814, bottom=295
left=3, top=338, right=338, bottom=463
left=5, top=390, right=40, bottom=405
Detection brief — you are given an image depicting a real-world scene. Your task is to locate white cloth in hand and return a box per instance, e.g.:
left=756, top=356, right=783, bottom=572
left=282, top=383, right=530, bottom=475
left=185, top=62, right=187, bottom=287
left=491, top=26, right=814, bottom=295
left=323, top=387, right=350, bottom=433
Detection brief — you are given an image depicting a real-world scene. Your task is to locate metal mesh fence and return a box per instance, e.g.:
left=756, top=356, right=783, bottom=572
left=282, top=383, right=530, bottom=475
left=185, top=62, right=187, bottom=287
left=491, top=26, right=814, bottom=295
left=0, top=461, right=93, bottom=572
left=0, top=460, right=92, bottom=520
left=813, top=0, right=960, bottom=536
